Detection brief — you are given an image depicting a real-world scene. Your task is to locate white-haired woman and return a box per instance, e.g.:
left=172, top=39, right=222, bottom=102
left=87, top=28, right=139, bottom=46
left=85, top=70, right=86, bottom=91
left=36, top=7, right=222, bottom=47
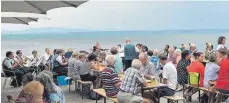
left=117, top=59, right=151, bottom=103
left=174, top=49, right=182, bottom=67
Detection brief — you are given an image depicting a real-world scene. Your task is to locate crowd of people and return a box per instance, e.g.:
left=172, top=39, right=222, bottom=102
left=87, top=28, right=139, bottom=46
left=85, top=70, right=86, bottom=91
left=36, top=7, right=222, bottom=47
left=2, top=36, right=228, bottom=103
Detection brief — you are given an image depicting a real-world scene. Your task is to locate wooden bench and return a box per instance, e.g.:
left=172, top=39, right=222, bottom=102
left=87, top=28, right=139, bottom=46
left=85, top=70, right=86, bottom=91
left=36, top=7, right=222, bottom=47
left=163, top=95, right=185, bottom=103
left=93, top=88, right=118, bottom=103
left=77, top=80, right=93, bottom=99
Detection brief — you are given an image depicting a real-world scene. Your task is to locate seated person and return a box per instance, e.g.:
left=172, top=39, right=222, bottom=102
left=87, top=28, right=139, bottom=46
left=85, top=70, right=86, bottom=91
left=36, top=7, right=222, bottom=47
left=186, top=52, right=205, bottom=101
left=110, top=47, right=123, bottom=74
left=98, top=51, right=107, bottom=66
left=53, top=49, right=68, bottom=76
left=203, top=53, right=219, bottom=103
left=15, top=50, right=27, bottom=67
left=79, top=53, right=97, bottom=82
left=27, top=50, right=40, bottom=67
left=101, top=55, right=121, bottom=97
left=151, top=53, right=177, bottom=103
left=68, top=52, right=86, bottom=81
left=2, top=51, right=27, bottom=87
left=35, top=70, right=65, bottom=103
left=117, top=59, right=151, bottom=103
left=17, top=81, right=44, bottom=103
left=139, top=53, right=156, bottom=79
left=215, top=48, right=229, bottom=103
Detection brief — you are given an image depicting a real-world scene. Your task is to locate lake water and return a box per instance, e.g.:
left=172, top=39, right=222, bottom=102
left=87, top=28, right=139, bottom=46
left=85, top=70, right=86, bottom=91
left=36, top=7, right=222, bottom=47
left=2, top=30, right=229, bottom=60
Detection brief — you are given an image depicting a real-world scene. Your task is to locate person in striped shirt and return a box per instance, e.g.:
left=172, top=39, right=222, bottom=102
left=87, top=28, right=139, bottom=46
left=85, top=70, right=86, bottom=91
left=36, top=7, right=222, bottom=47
left=101, top=55, right=121, bottom=97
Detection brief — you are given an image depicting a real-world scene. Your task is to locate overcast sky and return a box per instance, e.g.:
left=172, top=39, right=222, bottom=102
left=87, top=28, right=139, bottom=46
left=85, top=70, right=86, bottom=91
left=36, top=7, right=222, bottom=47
left=2, top=1, right=229, bottom=32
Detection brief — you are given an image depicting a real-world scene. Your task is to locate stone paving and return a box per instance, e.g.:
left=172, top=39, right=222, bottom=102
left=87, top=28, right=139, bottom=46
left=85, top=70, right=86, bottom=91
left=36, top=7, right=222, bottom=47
left=1, top=77, right=200, bottom=103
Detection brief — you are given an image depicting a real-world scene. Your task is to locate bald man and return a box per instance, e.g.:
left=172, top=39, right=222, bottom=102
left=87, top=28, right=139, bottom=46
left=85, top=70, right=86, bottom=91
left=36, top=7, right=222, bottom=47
left=118, top=38, right=138, bottom=71
left=139, top=53, right=156, bottom=79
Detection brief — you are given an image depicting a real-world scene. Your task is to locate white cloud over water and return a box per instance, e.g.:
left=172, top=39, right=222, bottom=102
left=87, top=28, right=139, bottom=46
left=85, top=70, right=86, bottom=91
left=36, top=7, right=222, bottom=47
left=2, top=1, right=229, bottom=31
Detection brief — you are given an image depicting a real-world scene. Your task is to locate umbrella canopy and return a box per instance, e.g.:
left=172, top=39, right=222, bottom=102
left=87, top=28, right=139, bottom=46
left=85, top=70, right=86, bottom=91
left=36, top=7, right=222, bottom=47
left=1, top=12, right=49, bottom=25
left=1, top=0, right=88, bottom=14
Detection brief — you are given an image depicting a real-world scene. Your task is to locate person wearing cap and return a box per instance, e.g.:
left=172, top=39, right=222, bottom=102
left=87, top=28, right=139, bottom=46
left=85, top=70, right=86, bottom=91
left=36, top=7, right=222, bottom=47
left=205, top=43, right=215, bottom=61
left=216, top=36, right=227, bottom=51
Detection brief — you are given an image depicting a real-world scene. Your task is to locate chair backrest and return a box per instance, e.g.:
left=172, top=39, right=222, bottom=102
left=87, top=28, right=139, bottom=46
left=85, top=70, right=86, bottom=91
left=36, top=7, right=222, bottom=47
left=188, top=72, right=200, bottom=87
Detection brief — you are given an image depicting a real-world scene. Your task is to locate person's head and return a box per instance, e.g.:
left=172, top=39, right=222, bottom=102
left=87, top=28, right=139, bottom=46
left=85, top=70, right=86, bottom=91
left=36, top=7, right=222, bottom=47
left=209, top=53, right=217, bottom=63
left=87, top=53, right=97, bottom=62
left=16, top=50, right=22, bottom=56
left=118, top=44, right=121, bottom=48
left=136, top=44, right=142, bottom=49
left=68, top=48, right=73, bottom=52
left=132, top=59, right=142, bottom=70
left=125, top=38, right=131, bottom=44
left=99, top=52, right=106, bottom=60
left=168, top=47, right=175, bottom=55
left=35, top=71, right=55, bottom=95
left=218, top=36, right=226, bottom=45
left=153, top=49, right=159, bottom=56
left=189, top=43, right=196, bottom=51
left=174, top=49, right=182, bottom=56
left=53, top=49, right=57, bottom=55
left=165, top=45, right=170, bottom=51
left=110, top=47, right=118, bottom=55
left=23, top=81, right=44, bottom=103
left=206, top=43, right=213, bottom=51
left=217, top=48, right=228, bottom=59
left=182, top=50, right=191, bottom=60
left=159, top=53, right=168, bottom=65
left=32, top=50, right=38, bottom=57
left=45, top=48, right=50, bottom=54
left=147, top=50, right=154, bottom=57
left=193, top=52, right=204, bottom=62
left=79, top=53, right=87, bottom=62
left=72, top=52, right=79, bottom=59
left=96, top=42, right=100, bottom=46
left=105, top=55, right=115, bottom=66
left=139, top=53, right=148, bottom=64
left=142, top=45, right=148, bottom=52
left=182, top=44, right=186, bottom=49
left=174, top=46, right=177, bottom=50
left=56, top=49, right=64, bottom=56
left=6, top=51, right=14, bottom=59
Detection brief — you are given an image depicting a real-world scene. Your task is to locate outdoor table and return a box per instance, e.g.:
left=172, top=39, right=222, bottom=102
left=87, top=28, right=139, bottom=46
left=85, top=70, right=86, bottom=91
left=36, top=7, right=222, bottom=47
left=142, top=83, right=169, bottom=103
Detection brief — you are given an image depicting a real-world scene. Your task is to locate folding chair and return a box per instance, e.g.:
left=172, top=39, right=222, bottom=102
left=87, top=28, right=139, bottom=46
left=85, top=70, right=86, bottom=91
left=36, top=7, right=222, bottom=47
left=2, top=69, right=18, bottom=88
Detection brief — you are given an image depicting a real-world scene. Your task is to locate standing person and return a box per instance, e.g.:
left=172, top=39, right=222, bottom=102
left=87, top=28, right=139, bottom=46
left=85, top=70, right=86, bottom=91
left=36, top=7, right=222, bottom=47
left=185, top=52, right=205, bottom=101
left=110, top=47, right=123, bottom=74
left=151, top=53, right=177, bottom=103
left=215, top=48, right=229, bottom=103
left=205, top=43, right=215, bottom=61
left=101, top=55, right=121, bottom=97
left=118, top=38, right=138, bottom=71
left=189, top=43, right=198, bottom=54
left=176, top=50, right=191, bottom=91
left=50, top=49, right=58, bottom=71
left=68, top=52, right=82, bottom=81
left=79, top=53, right=97, bottom=82
left=2, top=51, right=27, bottom=87
left=117, top=59, right=151, bottom=103
left=216, top=36, right=227, bottom=50
left=53, top=49, right=68, bottom=76
left=139, top=53, right=156, bottom=79
left=41, top=48, right=51, bottom=66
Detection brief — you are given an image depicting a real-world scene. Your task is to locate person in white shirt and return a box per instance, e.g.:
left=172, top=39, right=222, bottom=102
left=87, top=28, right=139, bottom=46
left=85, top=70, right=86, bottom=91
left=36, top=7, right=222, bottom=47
left=216, top=36, right=227, bottom=50
left=151, top=53, right=177, bottom=103
left=41, top=48, right=51, bottom=65
left=27, top=50, right=40, bottom=67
